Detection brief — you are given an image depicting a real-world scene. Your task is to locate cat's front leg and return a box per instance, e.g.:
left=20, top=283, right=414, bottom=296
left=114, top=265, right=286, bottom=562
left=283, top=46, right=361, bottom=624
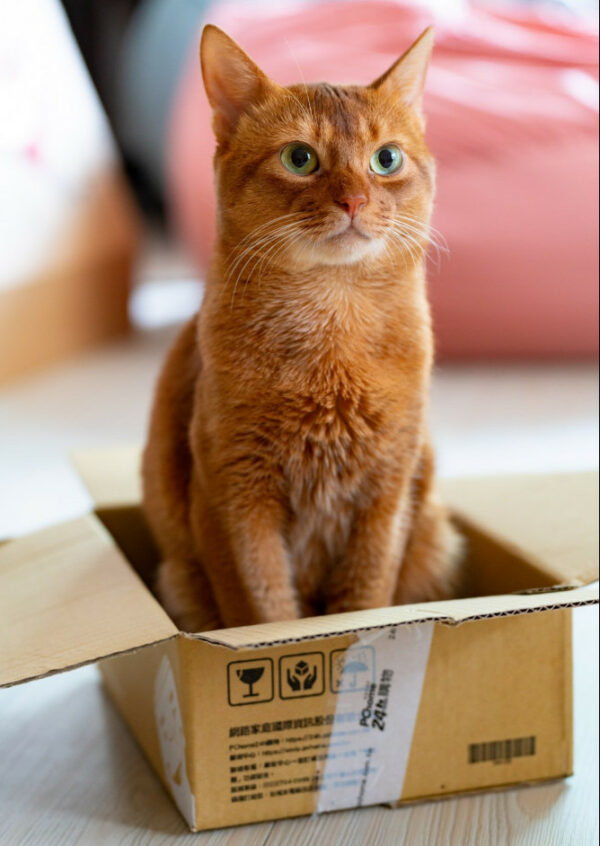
left=229, top=505, right=301, bottom=625
left=192, top=485, right=300, bottom=627
left=325, top=482, right=411, bottom=614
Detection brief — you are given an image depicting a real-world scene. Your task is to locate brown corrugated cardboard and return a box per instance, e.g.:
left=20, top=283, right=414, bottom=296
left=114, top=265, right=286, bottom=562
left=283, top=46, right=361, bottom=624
left=0, top=515, right=176, bottom=688
left=0, top=447, right=597, bottom=832
left=439, top=472, right=599, bottom=587
left=97, top=607, right=575, bottom=831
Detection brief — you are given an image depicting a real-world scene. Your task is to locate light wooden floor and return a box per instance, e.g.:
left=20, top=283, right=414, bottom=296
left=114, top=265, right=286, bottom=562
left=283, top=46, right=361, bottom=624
left=0, top=327, right=598, bottom=845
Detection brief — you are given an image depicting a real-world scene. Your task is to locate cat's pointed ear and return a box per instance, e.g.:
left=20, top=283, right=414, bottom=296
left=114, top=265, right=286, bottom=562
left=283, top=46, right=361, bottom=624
left=200, top=25, right=276, bottom=142
left=369, top=27, right=434, bottom=112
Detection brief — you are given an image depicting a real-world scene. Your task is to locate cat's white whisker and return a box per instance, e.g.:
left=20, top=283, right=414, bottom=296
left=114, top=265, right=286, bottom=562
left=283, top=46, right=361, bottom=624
left=283, top=82, right=314, bottom=126
left=400, top=231, right=426, bottom=265
left=226, top=220, right=304, bottom=289
left=387, top=228, right=420, bottom=266
left=228, top=213, right=305, bottom=258
left=228, top=217, right=317, bottom=308
left=226, top=214, right=304, bottom=278
left=257, top=218, right=318, bottom=279
left=384, top=213, right=448, bottom=270
left=263, top=228, right=305, bottom=271
left=259, top=233, right=303, bottom=287
left=386, top=221, right=423, bottom=250
left=284, top=42, right=315, bottom=125
left=248, top=229, right=302, bottom=293
left=392, top=214, right=449, bottom=255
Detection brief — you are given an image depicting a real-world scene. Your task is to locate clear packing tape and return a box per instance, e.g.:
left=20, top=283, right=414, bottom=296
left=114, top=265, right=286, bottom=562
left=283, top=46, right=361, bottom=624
left=316, top=623, right=434, bottom=812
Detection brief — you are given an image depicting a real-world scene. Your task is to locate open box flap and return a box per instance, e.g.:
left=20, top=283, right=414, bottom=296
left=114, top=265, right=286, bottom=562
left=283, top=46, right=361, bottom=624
left=0, top=514, right=177, bottom=687
left=72, top=444, right=142, bottom=509
left=439, top=471, right=599, bottom=587
left=192, top=583, right=598, bottom=650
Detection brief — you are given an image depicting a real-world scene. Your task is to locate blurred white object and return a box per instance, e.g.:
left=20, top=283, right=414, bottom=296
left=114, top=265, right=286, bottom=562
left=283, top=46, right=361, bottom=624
left=129, top=278, right=203, bottom=329
left=0, top=0, right=114, bottom=290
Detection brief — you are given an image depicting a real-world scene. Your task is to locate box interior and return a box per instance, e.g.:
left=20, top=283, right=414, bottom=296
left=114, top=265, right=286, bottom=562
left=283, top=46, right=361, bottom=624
left=94, top=504, right=559, bottom=614
left=73, top=446, right=600, bottom=621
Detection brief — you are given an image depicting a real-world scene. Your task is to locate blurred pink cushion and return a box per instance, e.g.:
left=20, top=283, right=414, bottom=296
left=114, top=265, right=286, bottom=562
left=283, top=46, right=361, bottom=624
left=167, top=1, right=598, bottom=359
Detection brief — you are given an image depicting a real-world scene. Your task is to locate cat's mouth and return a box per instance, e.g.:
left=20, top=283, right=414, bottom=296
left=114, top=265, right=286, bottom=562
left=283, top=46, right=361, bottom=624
left=325, top=222, right=372, bottom=243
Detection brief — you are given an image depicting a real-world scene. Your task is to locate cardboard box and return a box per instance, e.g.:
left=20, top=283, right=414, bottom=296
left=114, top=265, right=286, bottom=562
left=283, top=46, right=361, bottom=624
left=0, top=447, right=597, bottom=832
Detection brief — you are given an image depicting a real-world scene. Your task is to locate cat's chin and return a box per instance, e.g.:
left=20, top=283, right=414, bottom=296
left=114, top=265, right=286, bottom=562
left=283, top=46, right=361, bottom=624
left=291, top=231, right=385, bottom=268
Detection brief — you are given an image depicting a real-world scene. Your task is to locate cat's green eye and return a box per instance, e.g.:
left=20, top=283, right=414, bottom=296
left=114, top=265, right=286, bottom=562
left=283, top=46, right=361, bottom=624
left=370, top=144, right=404, bottom=176
left=280, top=143, right=319, bottom=175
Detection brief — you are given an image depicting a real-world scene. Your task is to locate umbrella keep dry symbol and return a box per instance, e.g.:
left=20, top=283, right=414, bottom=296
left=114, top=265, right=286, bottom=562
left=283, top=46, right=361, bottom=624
left=330, top=646, right=375, bottom=693
left=341, top=659, right=370, bottom=689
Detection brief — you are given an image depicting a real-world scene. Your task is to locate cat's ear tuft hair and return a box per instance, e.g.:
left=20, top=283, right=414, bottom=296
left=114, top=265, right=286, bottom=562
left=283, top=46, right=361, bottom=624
left=200, top=25, right=277, bottom=142
left=369, top=27, right=434, bottom=113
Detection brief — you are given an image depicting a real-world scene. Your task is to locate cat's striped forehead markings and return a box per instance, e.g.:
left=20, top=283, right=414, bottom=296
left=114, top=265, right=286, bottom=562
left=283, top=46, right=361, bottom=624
left=286, top=83, right=379, bottom=154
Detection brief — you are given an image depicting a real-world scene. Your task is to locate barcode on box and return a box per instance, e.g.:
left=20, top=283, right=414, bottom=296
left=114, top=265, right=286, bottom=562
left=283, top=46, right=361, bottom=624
left=468, top=736, right=536, bottom=764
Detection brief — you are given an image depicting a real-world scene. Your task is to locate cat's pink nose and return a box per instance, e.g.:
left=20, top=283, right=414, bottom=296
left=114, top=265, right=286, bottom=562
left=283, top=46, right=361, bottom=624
left=338, top=195, right=367, bottom=219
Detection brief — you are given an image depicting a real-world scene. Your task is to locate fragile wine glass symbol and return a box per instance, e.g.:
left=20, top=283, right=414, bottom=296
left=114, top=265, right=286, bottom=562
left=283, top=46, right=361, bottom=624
left=236, top=666, right=264, bottom=697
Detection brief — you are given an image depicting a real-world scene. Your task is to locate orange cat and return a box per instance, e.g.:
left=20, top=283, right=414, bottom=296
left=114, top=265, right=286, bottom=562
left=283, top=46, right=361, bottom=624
left=142, top=25, right=463, bottom=632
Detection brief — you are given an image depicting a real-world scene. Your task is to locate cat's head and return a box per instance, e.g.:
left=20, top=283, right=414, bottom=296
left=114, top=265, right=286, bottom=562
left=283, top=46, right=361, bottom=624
left=201, top=25, right=435, bottom=270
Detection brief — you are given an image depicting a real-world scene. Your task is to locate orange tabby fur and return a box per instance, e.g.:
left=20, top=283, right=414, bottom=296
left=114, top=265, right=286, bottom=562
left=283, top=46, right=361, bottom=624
left=142, top=25, right=463, bottom=632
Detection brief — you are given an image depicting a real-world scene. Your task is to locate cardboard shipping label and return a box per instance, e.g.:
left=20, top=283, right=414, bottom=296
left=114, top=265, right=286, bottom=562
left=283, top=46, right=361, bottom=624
left=317, top=623, right=434, bottom=811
